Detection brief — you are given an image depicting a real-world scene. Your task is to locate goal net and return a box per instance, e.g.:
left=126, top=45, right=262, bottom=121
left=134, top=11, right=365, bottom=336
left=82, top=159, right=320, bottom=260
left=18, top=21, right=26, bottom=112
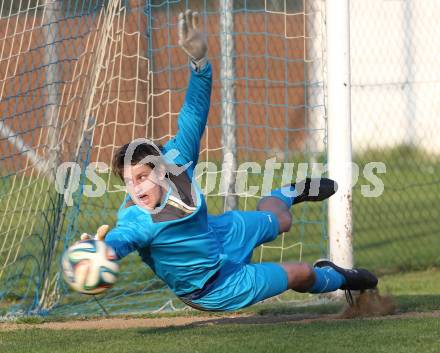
left=0, top=0, right=327, bottom=316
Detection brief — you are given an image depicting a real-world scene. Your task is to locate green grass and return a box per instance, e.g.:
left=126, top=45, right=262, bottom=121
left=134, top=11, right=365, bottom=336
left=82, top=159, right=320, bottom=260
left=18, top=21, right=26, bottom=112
left=352, top=147, right=440, bottom=273
left=1, top=318, right=440, bottom=353
left=4, top=267, right=440, bottom=321
left=1, top=269, right=440, bottom=353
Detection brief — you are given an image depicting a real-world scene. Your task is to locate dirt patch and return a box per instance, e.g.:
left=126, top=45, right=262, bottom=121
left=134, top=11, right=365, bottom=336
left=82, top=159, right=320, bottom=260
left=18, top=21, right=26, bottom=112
left=0, top=314, right=243, bottom=331
left=340, top=289, right=397, bottom=318
left=1, top=310, right=440, bottom=331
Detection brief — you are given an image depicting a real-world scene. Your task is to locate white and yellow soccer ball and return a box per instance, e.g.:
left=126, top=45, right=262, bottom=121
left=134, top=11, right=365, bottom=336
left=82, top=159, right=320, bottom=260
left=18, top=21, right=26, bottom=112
left=62, top=239, right=119, bottom=295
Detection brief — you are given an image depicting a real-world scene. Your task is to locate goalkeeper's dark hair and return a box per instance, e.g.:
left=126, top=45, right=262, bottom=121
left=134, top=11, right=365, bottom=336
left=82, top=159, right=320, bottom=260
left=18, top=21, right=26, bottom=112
left=112, top=141, right=164, bottom=180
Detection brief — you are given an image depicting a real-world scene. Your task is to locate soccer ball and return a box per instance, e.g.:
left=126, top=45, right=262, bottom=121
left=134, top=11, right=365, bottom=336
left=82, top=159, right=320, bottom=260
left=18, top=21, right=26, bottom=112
left=62, top=239, right=119, bottom=295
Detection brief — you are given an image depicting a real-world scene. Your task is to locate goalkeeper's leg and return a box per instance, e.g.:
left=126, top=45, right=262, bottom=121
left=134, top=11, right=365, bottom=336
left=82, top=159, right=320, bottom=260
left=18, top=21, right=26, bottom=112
left=280, top=261, right=378, bottom=294
left=182, top=261, right=378, bottom=311
left=257, top=177, right=338, bottom=232
left=254, top=177, right=378, bottom=304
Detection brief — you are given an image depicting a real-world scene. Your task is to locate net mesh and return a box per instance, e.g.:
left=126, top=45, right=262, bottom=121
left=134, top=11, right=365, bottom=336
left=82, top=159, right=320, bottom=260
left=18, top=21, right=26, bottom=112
left=349, top=0, right=440, bottom=273
left=0, top=0, right=327, bottom=316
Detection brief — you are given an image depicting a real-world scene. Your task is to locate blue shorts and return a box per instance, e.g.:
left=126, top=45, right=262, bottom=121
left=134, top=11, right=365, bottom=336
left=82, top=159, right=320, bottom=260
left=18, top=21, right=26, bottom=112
left=180, top=210, right=289, bottom=311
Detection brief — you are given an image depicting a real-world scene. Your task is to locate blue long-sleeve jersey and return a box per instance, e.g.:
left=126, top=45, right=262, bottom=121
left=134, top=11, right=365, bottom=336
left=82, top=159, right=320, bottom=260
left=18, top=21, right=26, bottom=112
left=105, top=62, right=226, bottom=296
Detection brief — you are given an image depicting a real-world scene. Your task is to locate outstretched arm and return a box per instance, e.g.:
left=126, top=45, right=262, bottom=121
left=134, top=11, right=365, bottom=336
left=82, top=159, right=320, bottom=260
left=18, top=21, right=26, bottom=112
left=104, top=222, right=151, bottom=259
left=165, top=62, right=212, bottom=168
left=81, top=222, right=151, bottom=260
left=164, top=10, right=212, bottom=169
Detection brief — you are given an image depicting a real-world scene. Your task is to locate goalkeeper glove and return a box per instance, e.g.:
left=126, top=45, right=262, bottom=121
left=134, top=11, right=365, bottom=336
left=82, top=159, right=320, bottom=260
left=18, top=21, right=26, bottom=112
left=80, top=224, right=110, bottom=241
left=178, top=9, right=208, bottom=70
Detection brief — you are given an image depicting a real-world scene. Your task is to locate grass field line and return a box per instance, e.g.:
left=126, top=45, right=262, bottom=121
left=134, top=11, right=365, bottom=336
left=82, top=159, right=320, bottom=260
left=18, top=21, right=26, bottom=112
left=2, top=310, right=440, bottom=331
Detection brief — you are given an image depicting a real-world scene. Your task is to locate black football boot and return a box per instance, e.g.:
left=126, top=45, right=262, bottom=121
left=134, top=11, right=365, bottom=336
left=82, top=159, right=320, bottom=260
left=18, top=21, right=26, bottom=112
left=292, top=178, right=338, bottom=204
left=313, top=259, right=378, bottom=305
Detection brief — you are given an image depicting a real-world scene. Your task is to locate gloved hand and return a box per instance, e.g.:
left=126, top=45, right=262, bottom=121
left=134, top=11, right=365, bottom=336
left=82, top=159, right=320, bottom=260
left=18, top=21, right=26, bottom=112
left=178, top=9, right=207, bottom=65
left=80, top=224, right=110, bottom=241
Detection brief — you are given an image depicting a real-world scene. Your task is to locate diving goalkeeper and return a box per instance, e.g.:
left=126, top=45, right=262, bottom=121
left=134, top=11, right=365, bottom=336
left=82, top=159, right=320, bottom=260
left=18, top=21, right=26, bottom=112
left=83, top=10, right=378, bottom=311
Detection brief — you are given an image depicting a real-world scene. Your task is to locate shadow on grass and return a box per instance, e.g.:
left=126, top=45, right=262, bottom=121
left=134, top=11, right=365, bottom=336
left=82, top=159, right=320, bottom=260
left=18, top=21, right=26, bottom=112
left=133, top=312, right=339, bottom=336
left=132, top=293, right=440, bottom=335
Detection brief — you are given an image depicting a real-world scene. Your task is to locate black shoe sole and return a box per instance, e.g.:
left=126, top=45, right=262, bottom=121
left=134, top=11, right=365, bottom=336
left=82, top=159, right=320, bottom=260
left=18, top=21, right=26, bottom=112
left=292, top=178, right=338, bottom=204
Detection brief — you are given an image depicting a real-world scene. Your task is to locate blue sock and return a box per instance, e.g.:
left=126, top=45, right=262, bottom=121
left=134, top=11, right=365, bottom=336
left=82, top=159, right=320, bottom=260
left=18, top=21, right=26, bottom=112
left=309, top=267, right=347, bottom=293
left=270, top=185, right=297, bottom=208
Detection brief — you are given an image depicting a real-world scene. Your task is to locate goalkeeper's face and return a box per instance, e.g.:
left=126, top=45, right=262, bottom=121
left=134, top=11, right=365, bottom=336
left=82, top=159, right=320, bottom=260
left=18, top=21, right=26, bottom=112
left=123, top=163, right=166, bottom=211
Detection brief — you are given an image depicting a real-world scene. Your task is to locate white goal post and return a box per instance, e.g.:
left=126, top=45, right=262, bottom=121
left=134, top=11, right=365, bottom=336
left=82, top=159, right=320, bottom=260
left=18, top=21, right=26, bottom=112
left=326, top=0, right=354, bottom=270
